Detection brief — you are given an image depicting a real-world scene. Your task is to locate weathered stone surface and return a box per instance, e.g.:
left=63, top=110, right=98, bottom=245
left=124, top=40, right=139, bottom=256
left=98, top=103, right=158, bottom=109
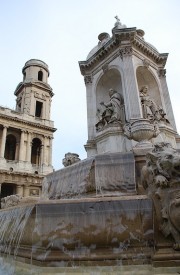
left=0, top=196, right=153, bottom=266
left=1, top=194, right=22, bottom=209
left=43, top=152, right=136, bottom=199
left=141, top=142, right=180, bottom=250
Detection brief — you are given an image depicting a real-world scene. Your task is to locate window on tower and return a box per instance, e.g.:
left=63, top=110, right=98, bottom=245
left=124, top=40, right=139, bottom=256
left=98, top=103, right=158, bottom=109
left=38, top=70, right=43, bottom=81
left=35, top=101, right=43, bottom=117
left=23, top=72, right=26, bottom=81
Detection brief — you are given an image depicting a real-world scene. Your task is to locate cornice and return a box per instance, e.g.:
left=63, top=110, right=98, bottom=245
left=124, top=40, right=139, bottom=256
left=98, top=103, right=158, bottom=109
left=0, top=169, right=44, bottom=178
left=95, top=125, right=123, bottom=142
left=79, top=37, right=119, bottom=75
left=0, top=113, right=56, bottom=132
left=79, top=28, right=168, bottom=75
left=14, top=81, right=54, bottom=97
left=132, top=35, right=168, bottom=66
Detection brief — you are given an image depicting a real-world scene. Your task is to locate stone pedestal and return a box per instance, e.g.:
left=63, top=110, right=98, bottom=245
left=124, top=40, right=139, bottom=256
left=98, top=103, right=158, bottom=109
left=95, top=125, right=132, bottom=154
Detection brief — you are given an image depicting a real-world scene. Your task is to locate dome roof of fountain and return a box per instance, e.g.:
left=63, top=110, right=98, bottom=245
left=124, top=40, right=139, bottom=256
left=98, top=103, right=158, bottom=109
left=87, top=17, right=128, bottom=60
left=136, top=29, right=159, bottom=52
left=86, top=32, right=111, bottom=60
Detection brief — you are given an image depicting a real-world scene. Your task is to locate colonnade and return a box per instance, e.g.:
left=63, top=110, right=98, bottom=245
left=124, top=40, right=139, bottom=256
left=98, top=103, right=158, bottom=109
left=0, top=125, right=53, bottom=166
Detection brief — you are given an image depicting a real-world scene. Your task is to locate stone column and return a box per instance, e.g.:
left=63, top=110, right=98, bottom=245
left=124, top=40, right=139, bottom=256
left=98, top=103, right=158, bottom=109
left=0, top=126, right=8, bottom=158
left=24, top=186, right=29, bottom=197
left=158, top=69, right=177, bottom=131
left=16, top=185, right=23, bottom=197
left=120, top=47, right=142, bottom=121
left=43, top=136, right=47, bottom=165
left=48, top=137, right=53, bottom=166
left=15, top=142, right=19, bottom=161
left=84, top=75, right=95, bottom=141
left=26, top=132, right=32, bottom=162
left=19, top=130, right=25, bottom=161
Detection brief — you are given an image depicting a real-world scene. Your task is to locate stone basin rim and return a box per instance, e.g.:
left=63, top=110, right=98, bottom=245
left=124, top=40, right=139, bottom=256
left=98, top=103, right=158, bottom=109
left=0, top=194, right=149, bottom=212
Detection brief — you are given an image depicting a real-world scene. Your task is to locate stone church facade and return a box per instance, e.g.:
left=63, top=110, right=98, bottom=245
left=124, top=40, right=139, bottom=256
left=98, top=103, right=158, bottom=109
left=0, top=59, right=56, bottom=199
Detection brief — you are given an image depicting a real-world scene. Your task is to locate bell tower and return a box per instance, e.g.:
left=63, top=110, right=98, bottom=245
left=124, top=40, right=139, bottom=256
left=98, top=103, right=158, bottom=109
left=79, top=17, right=179, bottom=157
left=0, top=59, right=56, bottom=198
left=15, top=59, right=53, bottom=120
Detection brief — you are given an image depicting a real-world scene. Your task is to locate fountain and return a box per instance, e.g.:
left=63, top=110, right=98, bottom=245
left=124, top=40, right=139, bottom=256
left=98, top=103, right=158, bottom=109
left=0, top=18, right=180, bottom=274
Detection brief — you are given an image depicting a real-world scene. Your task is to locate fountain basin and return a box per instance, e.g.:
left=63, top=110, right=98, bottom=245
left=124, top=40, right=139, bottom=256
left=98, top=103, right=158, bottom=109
left=0, top=195, right=153, bottom=266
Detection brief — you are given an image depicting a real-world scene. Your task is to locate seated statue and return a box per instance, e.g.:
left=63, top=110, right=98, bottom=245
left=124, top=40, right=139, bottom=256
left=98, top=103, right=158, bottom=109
left=96, top=88, right=125, bottom=131
left=139, top=86, right=168, bottom=122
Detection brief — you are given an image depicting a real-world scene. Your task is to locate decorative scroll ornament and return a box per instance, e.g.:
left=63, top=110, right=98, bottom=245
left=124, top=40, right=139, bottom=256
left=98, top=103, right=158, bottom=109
left=102, top=63, right=109, bottom=73
left=143, top=59, right=150, bottom=68
left=141, top=142, right=180, bottom=250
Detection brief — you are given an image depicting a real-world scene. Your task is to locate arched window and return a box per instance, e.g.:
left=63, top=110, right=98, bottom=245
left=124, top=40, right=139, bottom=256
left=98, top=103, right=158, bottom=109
left=23, top=72, right=26, bottom=81
left=5, top=134, right=16, bottom=160
left=31, top=138, right=42, bottom=165
left=38, top=70, right=43, bottom=81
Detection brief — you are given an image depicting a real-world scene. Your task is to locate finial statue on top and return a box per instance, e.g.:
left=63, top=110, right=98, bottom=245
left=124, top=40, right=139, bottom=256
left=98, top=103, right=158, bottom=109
left=114, top=15, right=127, bottom=29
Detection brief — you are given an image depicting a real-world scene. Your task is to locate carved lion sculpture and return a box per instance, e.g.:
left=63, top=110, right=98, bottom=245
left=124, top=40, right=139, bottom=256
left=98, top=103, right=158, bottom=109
left=141, top=142, right=180, bottom=250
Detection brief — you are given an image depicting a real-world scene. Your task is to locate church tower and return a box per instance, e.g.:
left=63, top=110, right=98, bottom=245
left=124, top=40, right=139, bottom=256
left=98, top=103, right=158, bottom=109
left=79, top=17, right=179, bottom=157
left=15, top=59, right=53, bottom=119
left=0, top=59, right=56, bottom=198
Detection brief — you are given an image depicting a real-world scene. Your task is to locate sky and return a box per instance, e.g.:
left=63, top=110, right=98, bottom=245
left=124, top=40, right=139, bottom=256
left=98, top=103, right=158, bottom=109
left=0, top=0, right=180, bottom=170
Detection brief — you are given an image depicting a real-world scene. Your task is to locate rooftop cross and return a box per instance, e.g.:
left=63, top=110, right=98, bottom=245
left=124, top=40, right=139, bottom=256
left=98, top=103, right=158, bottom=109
left=114, top=15, right=127, bottom=29
left=115, top=15, right=120, bottom=22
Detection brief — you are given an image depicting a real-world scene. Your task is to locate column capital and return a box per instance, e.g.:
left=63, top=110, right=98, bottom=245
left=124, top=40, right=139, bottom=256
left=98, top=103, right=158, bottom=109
left=84, top=75, right=93, bottom=85
left=158, top=69, right=166, bottom=78
left=43, top=134, right=49, bottom=139
left=21, top=129, right=27, bottom=133
left=119, top=46, right=132, bottom=60
left=3, top=124, right=9, bottom=129
left=48, top=136, right=54, bottom=140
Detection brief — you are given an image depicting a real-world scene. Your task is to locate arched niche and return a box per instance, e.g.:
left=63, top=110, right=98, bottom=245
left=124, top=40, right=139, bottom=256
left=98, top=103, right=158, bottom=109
left=96, top=69, right=123, bottom=107
left=31, top=138, right=42, bottom=165
left=136, top=66, right=161, bottom=106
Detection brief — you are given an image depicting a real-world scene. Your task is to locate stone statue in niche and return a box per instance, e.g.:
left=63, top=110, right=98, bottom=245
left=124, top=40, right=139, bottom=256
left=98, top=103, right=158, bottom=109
left=139, top=86, right=169, bottom=123
left=141, top=142, right=180, bottom=250
left=96, top=88, right=125, bottom=131
left=62, top=152, right=81, bottom=167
